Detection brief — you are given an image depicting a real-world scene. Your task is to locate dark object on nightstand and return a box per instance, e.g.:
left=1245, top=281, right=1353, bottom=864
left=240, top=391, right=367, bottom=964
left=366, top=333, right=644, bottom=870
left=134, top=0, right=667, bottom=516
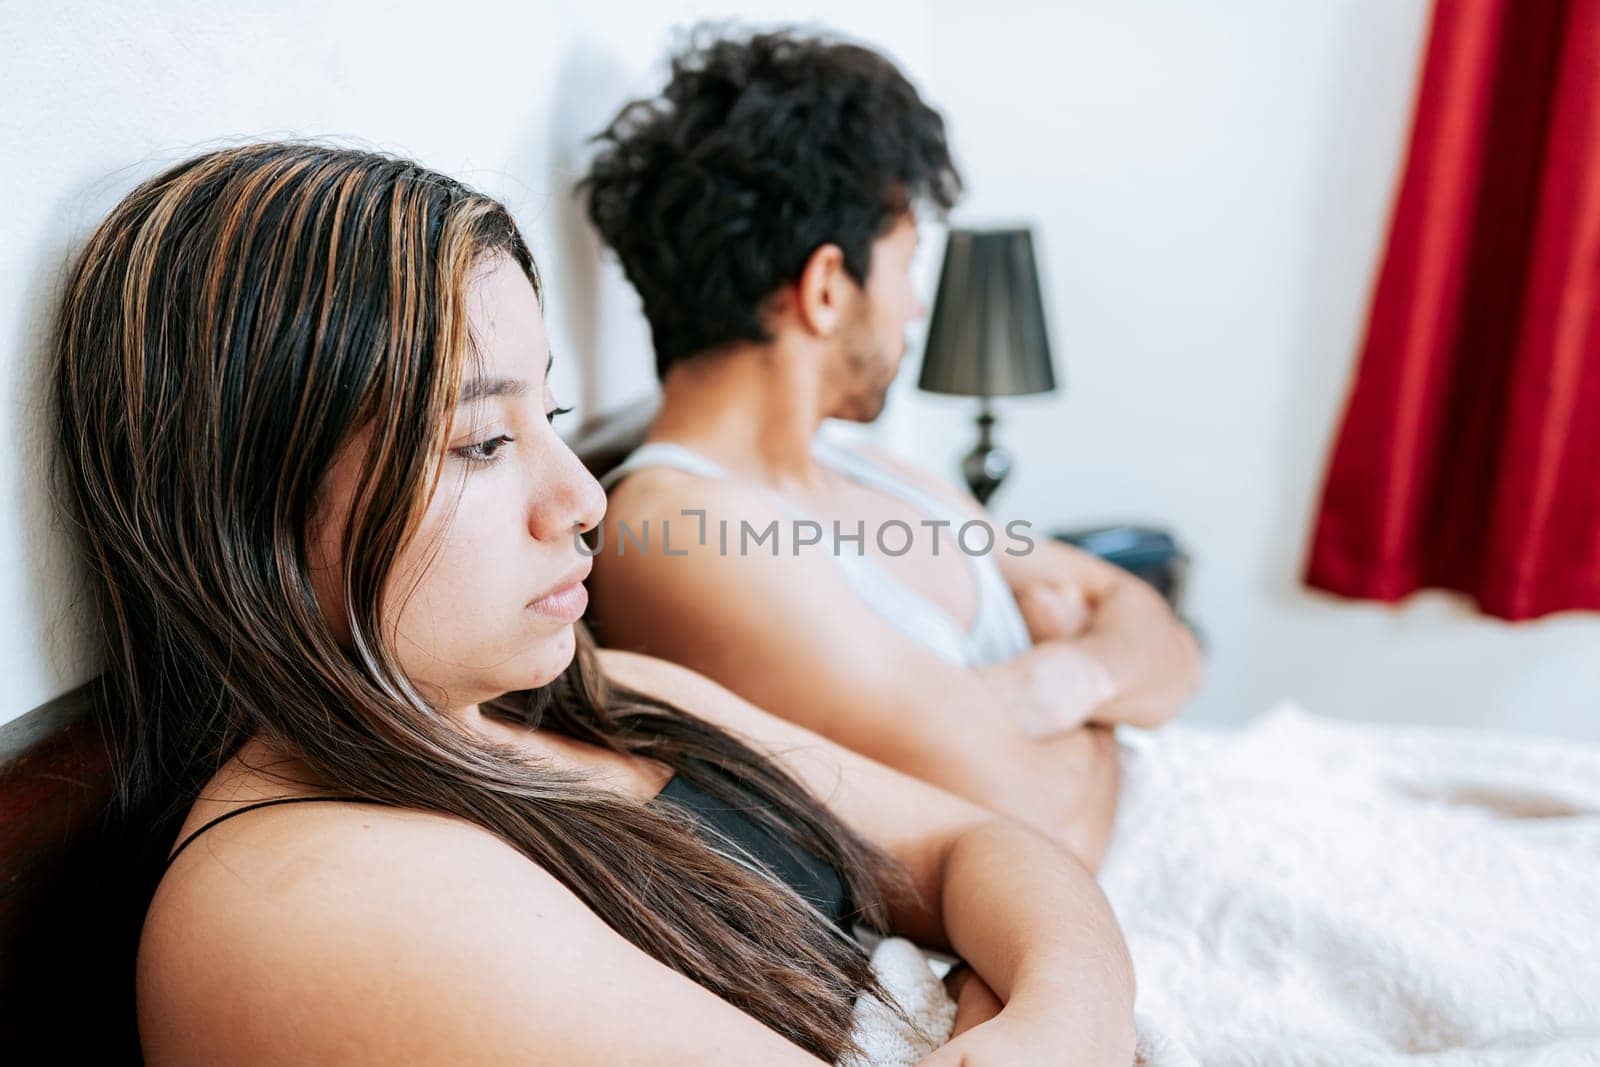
left=1054, top=524, right=1189, bottom=613
left=918, top=228, right=1057, bottom=505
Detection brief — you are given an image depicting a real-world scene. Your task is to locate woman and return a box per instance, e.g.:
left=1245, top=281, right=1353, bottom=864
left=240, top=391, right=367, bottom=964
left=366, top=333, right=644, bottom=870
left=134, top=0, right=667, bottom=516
left=53, top=142, right=1135, bottom=1064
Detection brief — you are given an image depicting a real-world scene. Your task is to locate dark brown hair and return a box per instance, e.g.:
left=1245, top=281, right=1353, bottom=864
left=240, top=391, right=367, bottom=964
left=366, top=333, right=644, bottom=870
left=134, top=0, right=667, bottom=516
left=582, top=27, right=962, bottom=377
left=53, top=141, right=904, bottom=1060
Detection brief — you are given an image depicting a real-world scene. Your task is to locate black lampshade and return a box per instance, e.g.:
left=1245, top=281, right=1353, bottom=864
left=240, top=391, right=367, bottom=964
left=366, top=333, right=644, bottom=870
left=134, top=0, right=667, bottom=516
left=918, top=227, right=1057, bottom=398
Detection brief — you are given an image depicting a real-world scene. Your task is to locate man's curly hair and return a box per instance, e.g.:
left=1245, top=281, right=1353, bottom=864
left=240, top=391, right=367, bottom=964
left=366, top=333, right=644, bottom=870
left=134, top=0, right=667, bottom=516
left=580, top=28, right=963, bottom=379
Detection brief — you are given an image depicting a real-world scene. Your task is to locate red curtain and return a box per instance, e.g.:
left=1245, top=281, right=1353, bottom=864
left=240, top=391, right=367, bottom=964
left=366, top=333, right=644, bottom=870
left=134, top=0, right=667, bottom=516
left=1305, top=0, right=1600, bottom=621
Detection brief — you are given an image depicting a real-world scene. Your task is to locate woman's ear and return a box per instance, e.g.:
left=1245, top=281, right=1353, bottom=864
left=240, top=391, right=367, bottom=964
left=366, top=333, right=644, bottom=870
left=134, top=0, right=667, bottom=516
left=794, top=243, right=847, bottom=337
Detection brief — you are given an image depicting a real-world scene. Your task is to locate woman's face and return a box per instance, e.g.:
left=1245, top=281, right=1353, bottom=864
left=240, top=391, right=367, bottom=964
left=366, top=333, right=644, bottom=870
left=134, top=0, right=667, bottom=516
left=310, top=253, right=606, bottom=712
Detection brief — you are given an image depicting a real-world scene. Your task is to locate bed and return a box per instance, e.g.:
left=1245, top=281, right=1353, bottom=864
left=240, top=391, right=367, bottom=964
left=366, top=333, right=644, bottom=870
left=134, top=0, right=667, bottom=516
left=1102, top=705, right=1600, bottom=1064
left=3, top=408, right=1592, bottom=1064
left=573, top=403, right=1600, bottom=1064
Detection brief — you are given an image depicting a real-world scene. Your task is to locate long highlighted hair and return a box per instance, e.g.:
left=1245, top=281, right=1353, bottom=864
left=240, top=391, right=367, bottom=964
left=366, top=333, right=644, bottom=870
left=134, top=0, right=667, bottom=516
left=53, top=141, right=902, bottom=1060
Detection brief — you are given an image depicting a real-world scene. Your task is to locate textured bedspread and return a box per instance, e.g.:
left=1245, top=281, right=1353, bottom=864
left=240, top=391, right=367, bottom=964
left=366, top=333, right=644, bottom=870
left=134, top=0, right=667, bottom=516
left=1101, top=706, right=1600, bottom=1066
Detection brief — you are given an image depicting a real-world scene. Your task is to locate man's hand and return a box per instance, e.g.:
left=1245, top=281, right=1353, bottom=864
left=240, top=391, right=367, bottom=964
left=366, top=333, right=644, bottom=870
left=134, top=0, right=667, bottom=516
left=1016, top=581, right=1094, bottom=643
left=1003, top=544, right=1202, bottom=732
left=1005, top=637, right=1119, bottom=740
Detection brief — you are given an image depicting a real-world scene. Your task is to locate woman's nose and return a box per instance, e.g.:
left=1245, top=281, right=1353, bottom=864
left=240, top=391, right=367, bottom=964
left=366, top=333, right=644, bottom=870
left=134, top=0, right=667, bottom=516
left=531, top=443, right=606, bottom=543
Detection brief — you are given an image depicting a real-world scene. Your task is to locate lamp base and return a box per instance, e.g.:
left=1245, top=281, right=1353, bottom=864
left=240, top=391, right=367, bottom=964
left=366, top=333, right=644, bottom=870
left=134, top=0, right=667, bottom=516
left=962, top=405, right=1010, bottom=506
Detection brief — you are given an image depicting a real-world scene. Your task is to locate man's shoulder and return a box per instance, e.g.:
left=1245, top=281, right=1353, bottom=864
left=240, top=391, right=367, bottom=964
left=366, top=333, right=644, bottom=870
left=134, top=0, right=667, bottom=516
left=828, top=436, right=987, bottom=519
left=589, top=454, right=843, bottom=615
left=603, top=458, right=781, bottom=527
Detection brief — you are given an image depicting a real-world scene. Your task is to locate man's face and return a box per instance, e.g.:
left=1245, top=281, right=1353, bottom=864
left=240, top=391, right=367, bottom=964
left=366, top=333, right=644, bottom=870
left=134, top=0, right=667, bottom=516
left=830, top=212, right=926, bottom=422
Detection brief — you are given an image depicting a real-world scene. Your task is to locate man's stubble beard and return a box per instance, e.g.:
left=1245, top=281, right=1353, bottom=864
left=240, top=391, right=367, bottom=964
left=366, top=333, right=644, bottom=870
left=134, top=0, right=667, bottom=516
left=831, top=325, right=898, bottom=424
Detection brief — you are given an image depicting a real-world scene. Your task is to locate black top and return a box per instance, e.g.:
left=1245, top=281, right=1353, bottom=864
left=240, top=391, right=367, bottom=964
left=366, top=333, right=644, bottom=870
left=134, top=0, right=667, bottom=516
left=164, top=768, right=853, bottom=934
left=652, top=770, right=852, bottom=932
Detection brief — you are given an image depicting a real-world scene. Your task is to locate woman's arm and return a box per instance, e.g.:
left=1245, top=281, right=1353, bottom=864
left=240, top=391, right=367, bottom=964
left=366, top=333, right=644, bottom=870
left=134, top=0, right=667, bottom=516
left=604, top=650, right=1138, bottom=1063
left=915, top=819, right=1136, bottom=1063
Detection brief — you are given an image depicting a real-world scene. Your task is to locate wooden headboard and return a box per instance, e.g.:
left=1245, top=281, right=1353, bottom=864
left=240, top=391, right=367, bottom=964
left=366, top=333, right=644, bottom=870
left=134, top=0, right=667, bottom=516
left=0, top=684, right=154, bottom=1062
left=0, top=395, right=658, bottom=1061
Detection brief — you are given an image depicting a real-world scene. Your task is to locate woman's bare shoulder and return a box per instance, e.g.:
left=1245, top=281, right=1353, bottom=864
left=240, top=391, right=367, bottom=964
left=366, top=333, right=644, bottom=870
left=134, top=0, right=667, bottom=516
left=140, top=792, right=547, bottom=1057
left=137, top=770, right=820, bottom=1065
left=142, top=797, right=527, bottom=973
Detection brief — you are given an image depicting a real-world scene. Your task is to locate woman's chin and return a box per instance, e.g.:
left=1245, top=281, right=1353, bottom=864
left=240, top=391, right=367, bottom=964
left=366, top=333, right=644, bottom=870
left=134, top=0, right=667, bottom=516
left=519, top=624, right=578, bottom=688
left=439, top=626, right=581, bottom=704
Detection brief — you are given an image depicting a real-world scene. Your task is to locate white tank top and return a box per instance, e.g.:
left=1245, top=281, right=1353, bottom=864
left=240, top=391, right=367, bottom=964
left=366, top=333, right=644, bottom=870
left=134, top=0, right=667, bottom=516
left=600, top=435, right=1033, bottom=668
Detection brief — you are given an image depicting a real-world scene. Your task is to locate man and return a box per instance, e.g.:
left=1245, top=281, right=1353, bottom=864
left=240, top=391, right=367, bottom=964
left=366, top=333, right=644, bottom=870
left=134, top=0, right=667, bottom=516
left=579, top=29, right=1202, bottom=869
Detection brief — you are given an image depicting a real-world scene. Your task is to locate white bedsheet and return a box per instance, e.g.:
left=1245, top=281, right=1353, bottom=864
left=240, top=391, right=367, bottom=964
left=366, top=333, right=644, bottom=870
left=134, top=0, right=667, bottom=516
left=1101, top=705, right=1600, bottom=1066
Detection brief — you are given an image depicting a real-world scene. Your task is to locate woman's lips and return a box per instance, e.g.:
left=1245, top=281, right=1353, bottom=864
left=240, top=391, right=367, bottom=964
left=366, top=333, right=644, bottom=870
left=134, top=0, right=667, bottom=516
left=527, top=579, right=588, bottom=622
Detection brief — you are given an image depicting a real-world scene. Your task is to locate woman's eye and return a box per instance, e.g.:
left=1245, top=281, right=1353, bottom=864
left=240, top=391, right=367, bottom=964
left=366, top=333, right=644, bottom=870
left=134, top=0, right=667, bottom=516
left=546, top=405, right=573, bottom=425
left=455, top=434, right=514, bottom=464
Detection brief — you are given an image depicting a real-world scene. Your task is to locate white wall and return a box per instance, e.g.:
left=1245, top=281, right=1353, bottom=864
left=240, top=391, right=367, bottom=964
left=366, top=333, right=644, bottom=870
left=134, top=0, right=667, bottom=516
left=882, top=0, right=1600, bottom=740
left=6, top=1, right=1598, bottom=739
left=0, top=0, right=932, bottom=726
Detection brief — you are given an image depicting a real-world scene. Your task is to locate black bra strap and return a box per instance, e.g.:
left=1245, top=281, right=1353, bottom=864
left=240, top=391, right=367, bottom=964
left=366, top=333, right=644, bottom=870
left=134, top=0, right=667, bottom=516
left=165, top=795, right=387, bottom=870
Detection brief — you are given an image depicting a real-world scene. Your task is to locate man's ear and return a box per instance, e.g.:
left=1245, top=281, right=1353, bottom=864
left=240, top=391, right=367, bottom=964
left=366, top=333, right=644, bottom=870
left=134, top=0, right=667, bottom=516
left=794, top=243, right=849, bottom=337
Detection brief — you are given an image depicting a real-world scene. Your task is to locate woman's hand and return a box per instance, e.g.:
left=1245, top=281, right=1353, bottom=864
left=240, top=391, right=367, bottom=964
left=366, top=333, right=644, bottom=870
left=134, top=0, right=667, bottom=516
left=917, top=999, right=1135, bottom=1067
left=944, top=964, right=1002, bottom=1038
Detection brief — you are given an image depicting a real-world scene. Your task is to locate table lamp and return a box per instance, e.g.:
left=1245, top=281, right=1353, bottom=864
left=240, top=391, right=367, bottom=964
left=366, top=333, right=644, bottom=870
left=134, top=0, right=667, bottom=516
left=917, top=227, right=1057, bottom=504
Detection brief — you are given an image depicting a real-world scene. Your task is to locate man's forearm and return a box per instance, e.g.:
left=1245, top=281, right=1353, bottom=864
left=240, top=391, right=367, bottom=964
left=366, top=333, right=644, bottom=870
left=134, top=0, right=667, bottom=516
left=1030, top=572, right=1196, bottom=729
left=914, top=712, right=1120, bottom=872
left=1066, top=577, right=1202, bottom=728
left=1037, top=725, right=1120, bottom=872
left=1004, top=541, right=1203, bottom=732
left=986, top=590, right=1199, bottom=739
left=975, top=642, right=1116, bottom=740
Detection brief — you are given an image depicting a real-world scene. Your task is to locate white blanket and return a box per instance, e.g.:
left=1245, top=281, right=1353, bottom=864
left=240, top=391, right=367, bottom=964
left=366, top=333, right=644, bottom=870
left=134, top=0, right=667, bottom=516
left=845, top=936, right=1191, bottom=1066
left=844, top=936, right=956, bottom=1066
left=1101, top=705, right=1600, bottom=1065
